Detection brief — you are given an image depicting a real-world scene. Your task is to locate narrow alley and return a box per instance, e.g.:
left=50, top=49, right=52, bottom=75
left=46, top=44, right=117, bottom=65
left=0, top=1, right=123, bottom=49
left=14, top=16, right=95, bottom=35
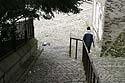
left=22, top=2, right=92, bottom=83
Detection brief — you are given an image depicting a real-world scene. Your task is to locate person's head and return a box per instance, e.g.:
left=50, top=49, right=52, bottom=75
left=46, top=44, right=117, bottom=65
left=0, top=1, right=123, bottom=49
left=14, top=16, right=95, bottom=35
left=87, top=27, right=90, bottom=30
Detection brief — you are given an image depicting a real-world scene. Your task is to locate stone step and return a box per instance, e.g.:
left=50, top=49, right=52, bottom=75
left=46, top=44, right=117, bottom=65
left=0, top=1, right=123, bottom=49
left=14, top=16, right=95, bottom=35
left=20, top=46, right=86, bottom=83
left=90, top=55, right=125, bottom=66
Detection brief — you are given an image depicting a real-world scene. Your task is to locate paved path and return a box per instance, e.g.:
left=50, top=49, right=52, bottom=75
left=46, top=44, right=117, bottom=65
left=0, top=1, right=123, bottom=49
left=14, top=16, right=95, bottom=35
left=24, top=45, right=86, bottom=83
left=21, top=2, right=92, bottom=83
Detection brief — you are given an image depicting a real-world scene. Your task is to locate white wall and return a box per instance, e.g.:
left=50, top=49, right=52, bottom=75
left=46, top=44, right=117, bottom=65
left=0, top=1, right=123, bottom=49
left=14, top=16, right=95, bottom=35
left=93, top=0, right=105, bottom=40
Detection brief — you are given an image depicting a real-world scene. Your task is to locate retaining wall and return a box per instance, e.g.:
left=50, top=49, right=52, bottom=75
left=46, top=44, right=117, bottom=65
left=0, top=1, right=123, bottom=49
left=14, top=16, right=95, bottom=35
left=0, top=38, right=39, bottom=83
left=101, top=0, right=125, bottom=57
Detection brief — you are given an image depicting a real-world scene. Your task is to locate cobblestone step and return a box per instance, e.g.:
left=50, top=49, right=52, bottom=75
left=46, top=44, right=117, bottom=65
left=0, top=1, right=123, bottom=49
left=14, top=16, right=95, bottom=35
left=21, top=46, right=86, bottom=83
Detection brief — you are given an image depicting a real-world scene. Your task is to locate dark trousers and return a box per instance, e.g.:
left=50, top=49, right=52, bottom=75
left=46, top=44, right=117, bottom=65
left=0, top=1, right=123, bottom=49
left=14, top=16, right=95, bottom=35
left=85, top=42, right=91, bottom=53
left=87, top=46, right=91, bottom=53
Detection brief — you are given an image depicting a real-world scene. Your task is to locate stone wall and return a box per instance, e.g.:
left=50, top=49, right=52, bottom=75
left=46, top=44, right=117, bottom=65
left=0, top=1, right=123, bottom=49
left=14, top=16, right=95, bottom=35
left=91, top=1, right=125, bottom=82
left=0, top=38, right=40, bottom=83
left=101, top=0, right=125, bottom=57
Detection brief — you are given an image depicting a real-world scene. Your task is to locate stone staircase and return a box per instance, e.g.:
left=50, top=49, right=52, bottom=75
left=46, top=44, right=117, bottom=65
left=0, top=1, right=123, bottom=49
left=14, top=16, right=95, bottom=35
left=21, top=45, right=87, bottom=83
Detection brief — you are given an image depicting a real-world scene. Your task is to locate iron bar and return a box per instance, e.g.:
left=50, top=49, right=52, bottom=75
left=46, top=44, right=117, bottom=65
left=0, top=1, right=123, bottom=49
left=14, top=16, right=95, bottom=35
left=75, top=40, right=78, bottom=59
left=69, top=38, right=72, bottom=57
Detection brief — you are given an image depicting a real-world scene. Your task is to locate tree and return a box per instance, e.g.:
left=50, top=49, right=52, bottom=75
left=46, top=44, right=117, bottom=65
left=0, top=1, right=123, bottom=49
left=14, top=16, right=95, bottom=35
left=0, top=0, right=82, bottom=55
left=0, top=0, right=82, bottom=26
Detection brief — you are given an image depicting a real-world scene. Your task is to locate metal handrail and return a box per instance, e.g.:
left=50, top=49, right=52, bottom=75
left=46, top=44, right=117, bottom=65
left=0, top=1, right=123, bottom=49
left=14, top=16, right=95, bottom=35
left=69, top=37, right=101, bottom=83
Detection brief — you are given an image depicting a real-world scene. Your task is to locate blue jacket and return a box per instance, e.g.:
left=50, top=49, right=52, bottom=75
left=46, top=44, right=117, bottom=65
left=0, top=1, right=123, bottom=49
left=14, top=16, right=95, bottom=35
left=83, top=30, right=94, bottom=47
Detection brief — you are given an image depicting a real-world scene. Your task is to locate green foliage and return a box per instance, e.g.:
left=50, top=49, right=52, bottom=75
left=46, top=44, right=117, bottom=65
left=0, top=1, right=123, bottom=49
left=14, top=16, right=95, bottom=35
left=0, top=0, right=82, bottom=26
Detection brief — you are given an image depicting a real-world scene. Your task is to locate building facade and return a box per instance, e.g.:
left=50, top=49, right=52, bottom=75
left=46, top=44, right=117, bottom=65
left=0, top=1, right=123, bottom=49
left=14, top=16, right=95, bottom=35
left=92, top=0, right=105, bottom=41
left=93, top=0, right=125, bottom=57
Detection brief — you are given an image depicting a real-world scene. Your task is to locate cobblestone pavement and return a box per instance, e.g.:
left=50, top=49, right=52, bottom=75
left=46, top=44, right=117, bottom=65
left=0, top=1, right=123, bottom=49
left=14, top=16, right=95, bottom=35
left=23, top=46, right=86, bottom=83
left=21, top=2, right=92, bottom=83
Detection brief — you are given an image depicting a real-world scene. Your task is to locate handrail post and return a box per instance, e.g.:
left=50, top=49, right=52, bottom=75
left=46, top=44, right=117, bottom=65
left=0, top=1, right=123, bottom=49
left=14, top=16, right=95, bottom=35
left=75, top=40, right=78, bottom=59
left=3, top=73, right=5, bottom=83
left=31, top=18, right=34, bottom=38
left=86, top=57, right=89, bottom=82
left=90, top=65, right=93, bottom=83
left=82, top=43, right=84, bottom=62
left=24, top=18, right=27, bottom=42
left=69, top=37, right=72, bottom=57
left=82, top=43, right=86, bottom=62
left=93, top=73, right=96, bottom=83
left=12, top=23, right=16, bottom=49
left=97, top=77, right=99, bottom=83
left=87, top=59, right=90, bottom=83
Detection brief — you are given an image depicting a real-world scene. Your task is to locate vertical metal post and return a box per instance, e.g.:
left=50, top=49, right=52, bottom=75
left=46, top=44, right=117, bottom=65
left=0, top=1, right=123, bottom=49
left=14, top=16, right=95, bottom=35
left=75, top=40, right=78, bottom=59
left=86, top=57, right=89, bottom=82
left=84, top=44, right=87, bottom=71
left=97, top=77, right=100, bottom=83
left=82, top=43, right=84, bottom=62
left=27, top=72, right=28, bottom=83
left=25, top=18, right=27, bottom=42
left=90, top=66, right=93, bottom=83
left=12, top=23, right=16, bottom=49
left=87, top=60, right=90, bottom=83
left=93, top=73, right=95, bottom=83
left=27, top=21, right=29, bottom=39
left=29, top=20, right=31, bottom=38
left=31, top=18, right=34, bottom=38
left=2, top=72, right=5, bottom=83
left=69, top=38, right=72, bottom=57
